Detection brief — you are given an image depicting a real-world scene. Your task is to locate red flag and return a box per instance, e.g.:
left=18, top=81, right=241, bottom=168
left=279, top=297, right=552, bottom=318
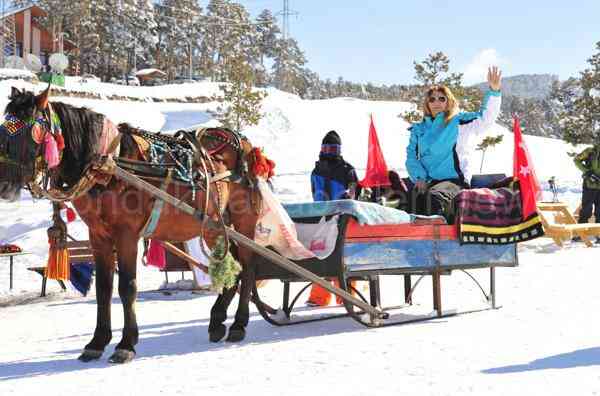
left=359, top=115, right=391, bottom=188
left=513, top=116, right=541, bottom=219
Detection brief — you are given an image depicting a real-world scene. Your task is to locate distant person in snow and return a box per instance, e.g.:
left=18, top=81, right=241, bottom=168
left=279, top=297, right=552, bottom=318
left=306, top=130, right=358, bottom=307
left=573, top=144, right=600, bottom=242
left=405, top=66, right=503, bottom=223
left=310, top=130, right=358, bottom=201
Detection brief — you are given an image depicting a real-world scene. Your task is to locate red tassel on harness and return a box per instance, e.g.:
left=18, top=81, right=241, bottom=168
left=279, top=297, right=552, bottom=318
left=251, top=147, right=276, bottom=180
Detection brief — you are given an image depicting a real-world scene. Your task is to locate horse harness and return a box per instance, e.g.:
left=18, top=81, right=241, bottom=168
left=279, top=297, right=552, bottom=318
left=113, top=127, right=257, bottom=247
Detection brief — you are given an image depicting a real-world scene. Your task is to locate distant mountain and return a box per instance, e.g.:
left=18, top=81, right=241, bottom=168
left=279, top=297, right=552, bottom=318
left=474, top=74, right=559, bottom=99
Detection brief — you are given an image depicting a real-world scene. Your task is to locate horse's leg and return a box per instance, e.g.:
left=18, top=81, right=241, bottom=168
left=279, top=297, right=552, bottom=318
left=226, top=211, right=257, bottom=342
left=217, top=182, right=259, bottom=342
left=226, top=255, right=256, bottom=342
left=79, top=234, right=116, bottom=362
left=108, top=232, right=139, bottom=364
left=208, top=282, right=238, bottom=342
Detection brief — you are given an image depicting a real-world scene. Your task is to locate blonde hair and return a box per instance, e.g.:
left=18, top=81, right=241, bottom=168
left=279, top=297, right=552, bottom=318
left=422, top=85, right=459, bottom=124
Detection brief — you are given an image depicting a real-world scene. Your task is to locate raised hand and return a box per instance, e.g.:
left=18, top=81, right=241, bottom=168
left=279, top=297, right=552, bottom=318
left=488, top=66, right=502, bottom=91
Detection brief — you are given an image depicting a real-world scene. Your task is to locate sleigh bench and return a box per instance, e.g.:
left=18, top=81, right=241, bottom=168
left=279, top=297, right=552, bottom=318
left=28, top=240, right=95, bottom=297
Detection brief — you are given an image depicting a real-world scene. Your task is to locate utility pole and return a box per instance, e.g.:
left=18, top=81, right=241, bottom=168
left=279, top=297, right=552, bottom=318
left=276, top=0, right=298, bottom=91
left=278, top=0, right=298, bottom=43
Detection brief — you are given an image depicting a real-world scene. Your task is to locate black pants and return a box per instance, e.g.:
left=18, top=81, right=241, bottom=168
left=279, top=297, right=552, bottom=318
left=579, top=186, right=600, bottom=223
left=410, top=179, right=467, bottom=223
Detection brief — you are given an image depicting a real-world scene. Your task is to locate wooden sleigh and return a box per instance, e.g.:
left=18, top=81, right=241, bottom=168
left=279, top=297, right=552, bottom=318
left=252, top=207, right=518, bottom=328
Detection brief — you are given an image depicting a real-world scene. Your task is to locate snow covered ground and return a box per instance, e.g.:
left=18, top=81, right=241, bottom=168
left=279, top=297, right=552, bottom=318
left=0, top=78, right=598, bottom=396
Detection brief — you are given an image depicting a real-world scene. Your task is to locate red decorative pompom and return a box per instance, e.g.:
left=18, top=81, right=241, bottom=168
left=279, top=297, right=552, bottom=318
left=251, top=147, right=275, bottom=180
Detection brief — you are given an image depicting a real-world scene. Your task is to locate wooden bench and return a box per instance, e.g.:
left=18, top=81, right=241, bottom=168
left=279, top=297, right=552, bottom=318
left=28, top=240, right=95, bottom=297
left=537, top=202, right=600, bottom=247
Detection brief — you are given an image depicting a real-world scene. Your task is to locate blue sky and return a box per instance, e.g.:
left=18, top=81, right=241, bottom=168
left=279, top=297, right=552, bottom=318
left=237, top=0, right=600, bottom=85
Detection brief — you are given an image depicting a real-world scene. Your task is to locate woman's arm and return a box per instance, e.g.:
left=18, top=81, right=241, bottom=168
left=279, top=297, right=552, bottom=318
left=405, top=126, right=428, bottom=182
left=459, top=67, right=502, bottom=136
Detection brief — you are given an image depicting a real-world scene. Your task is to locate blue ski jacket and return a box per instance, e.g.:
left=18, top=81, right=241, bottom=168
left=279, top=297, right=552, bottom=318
left=405, top=90, right=502, bottom=184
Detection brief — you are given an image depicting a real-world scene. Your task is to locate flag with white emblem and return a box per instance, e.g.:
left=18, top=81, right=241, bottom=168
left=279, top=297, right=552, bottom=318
left=513, top=116, right=541, bottom=220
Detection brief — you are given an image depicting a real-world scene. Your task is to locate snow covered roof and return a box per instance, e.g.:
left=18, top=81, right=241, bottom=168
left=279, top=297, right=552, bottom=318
left=136, top=68, right=167, bottom=77
left=0, top=68, right=36, bottom=79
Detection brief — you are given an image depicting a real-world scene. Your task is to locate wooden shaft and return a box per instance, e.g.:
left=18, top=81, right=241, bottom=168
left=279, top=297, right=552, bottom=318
left=162, top=241, right=208, bottom=273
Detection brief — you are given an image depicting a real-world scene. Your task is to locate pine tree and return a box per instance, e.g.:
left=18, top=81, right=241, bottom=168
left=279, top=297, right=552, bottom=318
left=254, top=9, right=280, bottom=86
left=200, top=0, right=259, bottom=83
left=476, top=135, right=504, bottom=173
left=551, top=74, right=592, bottom=144
left=413, top=52, right=462, bottom=88
left=217, top=55, right=267, bottom=132
left=156, top=0, right=201, bottom=81
left=126, top=0, right=157, bottom=74
left=271, top=37, right=306, bottom=94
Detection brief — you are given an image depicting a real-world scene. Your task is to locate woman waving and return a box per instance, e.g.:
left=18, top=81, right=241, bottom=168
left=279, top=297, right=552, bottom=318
left=405, top=66, right=502, bottom=221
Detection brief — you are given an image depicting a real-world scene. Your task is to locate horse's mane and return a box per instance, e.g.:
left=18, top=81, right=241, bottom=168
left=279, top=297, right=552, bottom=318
left=51, top=102, right=104, bottom=189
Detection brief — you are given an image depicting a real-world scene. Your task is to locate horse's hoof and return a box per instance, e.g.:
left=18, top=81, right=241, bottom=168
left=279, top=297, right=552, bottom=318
left=78, top=349, right=103, bottom=362
left=209, top=325, right=226, bottom=343
left=108, top=349, right=135, bottom=364
left=226, top=327, right=246, bottom=342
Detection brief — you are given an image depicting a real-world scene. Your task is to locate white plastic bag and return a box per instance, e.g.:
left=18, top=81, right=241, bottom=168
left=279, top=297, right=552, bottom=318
left=254, top=178, right=315, bottom=260
left=185, top=237, right=212, bottom=287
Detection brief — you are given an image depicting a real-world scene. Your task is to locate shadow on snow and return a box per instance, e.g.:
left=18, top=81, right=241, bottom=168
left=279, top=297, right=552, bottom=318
left=482, top=347, right=600, bottom=374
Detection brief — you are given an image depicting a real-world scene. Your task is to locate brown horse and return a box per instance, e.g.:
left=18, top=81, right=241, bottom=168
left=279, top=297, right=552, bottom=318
left=0, top=87, right=266, bottom=363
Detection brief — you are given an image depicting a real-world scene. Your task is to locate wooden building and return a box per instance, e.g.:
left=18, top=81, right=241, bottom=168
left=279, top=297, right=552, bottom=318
left=1, top=5, right=76, bottom=68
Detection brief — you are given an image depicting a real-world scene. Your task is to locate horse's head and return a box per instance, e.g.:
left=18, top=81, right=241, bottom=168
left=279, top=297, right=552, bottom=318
left=197, top=127, right=274, bottom=183
left=196, top=127, right=274, bottom=217
left=197, top=127, right=242, bottom=171
left=0, top=86, right=51, bottom=201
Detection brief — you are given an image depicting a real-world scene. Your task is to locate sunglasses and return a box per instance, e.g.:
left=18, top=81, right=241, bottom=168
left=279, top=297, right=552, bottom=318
left=428, top=95, right=447, bottom=103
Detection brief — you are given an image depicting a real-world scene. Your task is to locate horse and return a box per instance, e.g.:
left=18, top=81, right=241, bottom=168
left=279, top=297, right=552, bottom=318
left=0, top=86, right=269, bottom=363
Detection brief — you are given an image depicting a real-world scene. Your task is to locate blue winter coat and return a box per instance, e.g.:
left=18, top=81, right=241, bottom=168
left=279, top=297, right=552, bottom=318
left=405, top=90, right=502, bottom=184
left=311, top=157, right=357, bottom=201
